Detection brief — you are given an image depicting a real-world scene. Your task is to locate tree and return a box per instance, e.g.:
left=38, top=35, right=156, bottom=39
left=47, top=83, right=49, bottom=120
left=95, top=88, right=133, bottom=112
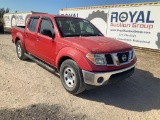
left=0, top=8, right=10, bottom=18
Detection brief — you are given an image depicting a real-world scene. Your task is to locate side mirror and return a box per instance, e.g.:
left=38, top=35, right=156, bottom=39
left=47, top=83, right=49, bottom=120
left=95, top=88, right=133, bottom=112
left=42, top=29, right=54, bottom=38
left=52, top=32, right=55, bottom=39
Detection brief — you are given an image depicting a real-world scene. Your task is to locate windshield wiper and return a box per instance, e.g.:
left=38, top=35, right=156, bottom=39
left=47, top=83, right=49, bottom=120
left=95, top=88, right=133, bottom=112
left=64, top=34, right=81, bottom=37
left=63, top=33, right=102, bottom=37
left=81, top=34, right=102, bottom=37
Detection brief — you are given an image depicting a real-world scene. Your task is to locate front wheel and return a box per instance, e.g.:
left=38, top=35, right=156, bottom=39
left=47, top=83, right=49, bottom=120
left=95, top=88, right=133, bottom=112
left=60, top=59, right=86, bottom=94
left=16, top=41, right=27, bottom=60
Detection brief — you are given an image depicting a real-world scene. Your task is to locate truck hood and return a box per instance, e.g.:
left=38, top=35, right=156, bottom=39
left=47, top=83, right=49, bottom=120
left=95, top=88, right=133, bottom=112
left=65, top=36, right=132, bottom=53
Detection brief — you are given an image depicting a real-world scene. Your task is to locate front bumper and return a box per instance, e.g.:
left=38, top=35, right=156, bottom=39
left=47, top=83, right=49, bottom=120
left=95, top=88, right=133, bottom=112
left=82, top=63, right=136, bottom=86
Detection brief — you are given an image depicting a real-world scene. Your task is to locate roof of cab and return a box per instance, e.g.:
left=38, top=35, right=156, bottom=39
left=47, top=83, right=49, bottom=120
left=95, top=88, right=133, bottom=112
left=30, top=14, right=80, bottom=19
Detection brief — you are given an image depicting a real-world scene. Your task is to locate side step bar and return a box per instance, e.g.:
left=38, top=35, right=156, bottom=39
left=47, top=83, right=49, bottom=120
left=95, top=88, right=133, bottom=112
left=24, top=53, right=56, bottom=73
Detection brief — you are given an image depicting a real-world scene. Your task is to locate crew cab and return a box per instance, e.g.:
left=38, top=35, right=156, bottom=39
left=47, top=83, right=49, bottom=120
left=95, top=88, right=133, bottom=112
left=11, top=14, right=137, bottom=94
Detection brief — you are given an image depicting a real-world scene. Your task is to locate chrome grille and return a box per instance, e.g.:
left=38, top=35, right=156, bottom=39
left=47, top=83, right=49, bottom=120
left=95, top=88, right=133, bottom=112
left=117, top=52, right=129, bottom=63
left=105, top=54, right=113, bottom=64
left=105, top=50, right=134, bottom=66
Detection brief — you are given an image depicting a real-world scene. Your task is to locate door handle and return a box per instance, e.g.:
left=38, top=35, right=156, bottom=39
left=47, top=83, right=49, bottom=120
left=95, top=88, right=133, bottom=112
left=36, top=37, right=40, bottom=40
left=25, top=33, right=28, bottom=37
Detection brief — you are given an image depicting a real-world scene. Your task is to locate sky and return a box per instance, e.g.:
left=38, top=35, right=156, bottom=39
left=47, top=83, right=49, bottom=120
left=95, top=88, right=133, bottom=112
left=0, top=0, right=159, bottom=14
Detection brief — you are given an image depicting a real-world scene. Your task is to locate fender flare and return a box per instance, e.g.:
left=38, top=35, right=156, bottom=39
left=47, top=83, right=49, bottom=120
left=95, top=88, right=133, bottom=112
left=56, top=47, right=86, bottom=70
left=15, top=32, right=26, bottom=51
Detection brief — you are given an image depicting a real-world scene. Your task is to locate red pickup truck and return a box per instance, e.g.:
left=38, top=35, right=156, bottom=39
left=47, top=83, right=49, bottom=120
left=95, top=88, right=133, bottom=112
left=11, top=14, right=137, bottom=94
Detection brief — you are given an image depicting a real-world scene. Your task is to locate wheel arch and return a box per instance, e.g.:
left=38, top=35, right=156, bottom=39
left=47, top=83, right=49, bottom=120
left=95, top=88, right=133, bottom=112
left=56, top=47, right=85, bottom=72
left=15, top=32, right=26, bottom=52
left=15, top=37, right=20, bottom=44
left=57, top=56, right=73, bottom=71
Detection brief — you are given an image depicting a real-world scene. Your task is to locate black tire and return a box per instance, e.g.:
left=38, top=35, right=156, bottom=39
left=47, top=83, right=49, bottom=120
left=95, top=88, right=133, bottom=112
left=60, top=59, right=86, bottom=94
left=16, top=41, right=27, bottom=60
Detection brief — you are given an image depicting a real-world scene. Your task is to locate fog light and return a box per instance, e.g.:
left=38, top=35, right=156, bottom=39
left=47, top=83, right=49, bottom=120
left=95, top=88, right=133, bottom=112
left=97, top=77, right=104, bottom=83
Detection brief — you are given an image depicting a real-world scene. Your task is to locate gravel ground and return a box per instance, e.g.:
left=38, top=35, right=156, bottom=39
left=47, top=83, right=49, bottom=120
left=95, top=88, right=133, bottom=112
left=0, top=34, right=160, bottom=120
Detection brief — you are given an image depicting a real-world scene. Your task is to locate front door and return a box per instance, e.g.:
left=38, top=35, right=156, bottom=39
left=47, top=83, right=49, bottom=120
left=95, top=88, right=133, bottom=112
left=35, top=17, right=56, bottom=66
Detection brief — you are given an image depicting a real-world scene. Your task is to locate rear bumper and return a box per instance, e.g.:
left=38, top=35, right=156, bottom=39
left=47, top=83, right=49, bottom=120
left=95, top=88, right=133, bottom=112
left=82, top=63, right=136, bottom=86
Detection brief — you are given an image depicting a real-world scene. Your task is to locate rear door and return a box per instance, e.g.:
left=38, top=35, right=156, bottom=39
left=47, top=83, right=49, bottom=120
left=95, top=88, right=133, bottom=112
left=24, top=16, right=39, bottom=55
left=35, top=17, right=57, bottom=66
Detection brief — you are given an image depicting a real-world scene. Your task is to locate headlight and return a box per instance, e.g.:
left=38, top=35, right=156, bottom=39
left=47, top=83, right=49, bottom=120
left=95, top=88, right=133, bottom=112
left=86, top=53, right=106, bottom=65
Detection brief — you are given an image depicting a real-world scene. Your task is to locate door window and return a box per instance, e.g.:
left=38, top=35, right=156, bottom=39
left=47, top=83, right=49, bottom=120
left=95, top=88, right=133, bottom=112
left=28, top=18, right=39, bottom=32
left=39, top=18, right=54, bottom=38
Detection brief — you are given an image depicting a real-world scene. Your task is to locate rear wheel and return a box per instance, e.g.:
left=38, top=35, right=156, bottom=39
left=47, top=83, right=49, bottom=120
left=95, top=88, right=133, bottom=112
left=60, top=59, right=86, bottom=94
left=16, top=41, right=27, bottom=60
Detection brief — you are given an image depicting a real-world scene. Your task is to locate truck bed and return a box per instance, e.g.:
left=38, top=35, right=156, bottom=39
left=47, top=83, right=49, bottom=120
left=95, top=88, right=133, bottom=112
left=12, top=26, right=25, bottom=43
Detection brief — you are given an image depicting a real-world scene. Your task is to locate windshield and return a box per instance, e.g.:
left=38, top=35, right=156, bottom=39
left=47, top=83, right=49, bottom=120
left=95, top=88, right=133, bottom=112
left=55, top=17, right=103, bottom=37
